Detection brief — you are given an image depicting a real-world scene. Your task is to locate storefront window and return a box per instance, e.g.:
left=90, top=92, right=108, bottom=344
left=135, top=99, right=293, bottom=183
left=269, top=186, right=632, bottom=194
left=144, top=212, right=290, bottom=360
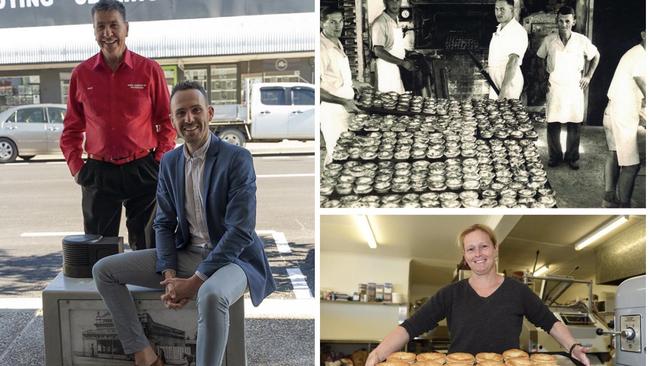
left=60, top=72, right=71, bottom=104
left=0, top=76, right=41, bottom=111
left=184, top=68, right=208, bottom=93
left=162, top=66, right=178, bottom=95
left=210, top=65, right=237, bottom=105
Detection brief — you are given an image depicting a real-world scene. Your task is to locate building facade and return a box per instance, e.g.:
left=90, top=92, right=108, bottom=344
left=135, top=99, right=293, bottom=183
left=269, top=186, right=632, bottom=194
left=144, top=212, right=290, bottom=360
left=0, top=0, right=315, bottom=110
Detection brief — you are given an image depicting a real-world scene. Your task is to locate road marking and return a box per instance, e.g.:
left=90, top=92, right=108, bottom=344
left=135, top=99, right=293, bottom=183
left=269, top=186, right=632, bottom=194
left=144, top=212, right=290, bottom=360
left=44, top=161, right=67, bottom=165
left=272, top=231, right=291, bottom=254
left=260, top=156, right=314, bottom=160
left=0, top=297, right=314, bottom=318
left=257, top=173, right=314, bottom=178
left=244, top=298, right=315, bottom=319
left=20, top=231, right=84, bottom=237
left=286, top=268, right=312, bottom=299
left=0, top=297, right=41, bottom=309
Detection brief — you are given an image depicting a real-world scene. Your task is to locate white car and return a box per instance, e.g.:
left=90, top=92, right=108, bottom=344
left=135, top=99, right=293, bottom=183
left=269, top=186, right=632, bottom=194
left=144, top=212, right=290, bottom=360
left=0, top=104, right=66, bottom=163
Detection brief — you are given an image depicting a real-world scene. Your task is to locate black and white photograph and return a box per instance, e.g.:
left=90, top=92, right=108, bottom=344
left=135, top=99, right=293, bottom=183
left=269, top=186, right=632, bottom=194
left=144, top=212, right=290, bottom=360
left=319, top=0, right=646, bottom=208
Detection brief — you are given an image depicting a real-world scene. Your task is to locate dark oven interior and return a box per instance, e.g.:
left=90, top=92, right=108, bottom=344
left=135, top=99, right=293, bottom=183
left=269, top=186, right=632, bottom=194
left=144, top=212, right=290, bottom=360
left=413, top=3, right=497, bottom=50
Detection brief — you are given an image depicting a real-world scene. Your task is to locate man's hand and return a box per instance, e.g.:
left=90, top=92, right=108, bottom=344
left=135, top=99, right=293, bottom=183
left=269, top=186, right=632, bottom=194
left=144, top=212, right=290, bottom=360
left=160, top=275, right=204, bottom=310
left=343, top=100, right=362, bottom=114
left=400, top=59, right=415, bottom=71
left=352, top=80, right=373, bottom=90
left=498, top=87, right=509, bottom=100
left=579, top=76, right=592, bottom=90
left=352, top=80, right=373, bottom=94
left=74, top=171, right=81, bottom=185
left=571, top=345, right=591, bottom=366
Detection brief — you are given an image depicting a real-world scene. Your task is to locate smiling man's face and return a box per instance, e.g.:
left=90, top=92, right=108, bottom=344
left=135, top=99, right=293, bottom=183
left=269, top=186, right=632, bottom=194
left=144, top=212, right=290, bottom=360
left=93, top=10, right=129, bottom=60
left=171, top=89, right=214, bottom=150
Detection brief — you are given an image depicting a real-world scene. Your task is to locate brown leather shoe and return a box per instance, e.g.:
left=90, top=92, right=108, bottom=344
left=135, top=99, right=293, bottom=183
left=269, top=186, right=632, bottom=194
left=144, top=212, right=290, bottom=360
left=134, top=355, right=164, bottom=366
left=150, top=355, right=164, bottom=366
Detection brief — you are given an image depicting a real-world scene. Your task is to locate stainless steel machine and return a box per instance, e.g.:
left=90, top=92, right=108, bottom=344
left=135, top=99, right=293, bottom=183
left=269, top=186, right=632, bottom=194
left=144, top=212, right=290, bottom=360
left=596, top=275, right=645, bottom=366
left=520, top=274, right=610, bottom=365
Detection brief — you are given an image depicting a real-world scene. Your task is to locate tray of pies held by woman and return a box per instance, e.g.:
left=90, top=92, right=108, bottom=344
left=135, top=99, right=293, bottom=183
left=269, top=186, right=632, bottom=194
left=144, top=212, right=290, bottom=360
left=376, top=349, right=560, bottom=366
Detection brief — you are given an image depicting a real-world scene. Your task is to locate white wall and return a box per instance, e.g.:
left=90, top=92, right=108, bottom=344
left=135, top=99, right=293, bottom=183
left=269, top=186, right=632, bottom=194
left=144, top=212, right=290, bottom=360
left=320, top=251, right=411, bottom=300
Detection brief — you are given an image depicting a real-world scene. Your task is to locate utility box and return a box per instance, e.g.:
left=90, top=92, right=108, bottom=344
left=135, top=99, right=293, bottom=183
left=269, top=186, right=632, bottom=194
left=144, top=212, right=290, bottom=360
left=43, top=272, right=246, bottom=366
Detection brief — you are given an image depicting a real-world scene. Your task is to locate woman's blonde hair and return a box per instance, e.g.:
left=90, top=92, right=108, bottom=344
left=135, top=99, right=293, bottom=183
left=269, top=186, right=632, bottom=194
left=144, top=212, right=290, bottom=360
left=457, top=224, right=498, bottom=251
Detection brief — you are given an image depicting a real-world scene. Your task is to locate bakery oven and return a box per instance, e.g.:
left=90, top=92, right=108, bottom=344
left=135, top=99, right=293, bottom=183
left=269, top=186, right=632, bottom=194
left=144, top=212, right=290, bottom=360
left=596, top=275, right=645, bottom=366
left=411, top=0, right=495, bottom=51
left=407, top=0, right=498, bottom=99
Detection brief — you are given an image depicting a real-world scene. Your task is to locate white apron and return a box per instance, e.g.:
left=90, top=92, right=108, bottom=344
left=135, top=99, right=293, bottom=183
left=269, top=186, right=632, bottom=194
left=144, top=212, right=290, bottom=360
left=546, top=47, right=584, bottom=123
left=487, top=31, right=524, bottom=100
left=603, top=99, right=641, bottom=166
left=487, top=63, right=524, bottom=100
left=321, top=52, right=354, bottom=163
left=376, top=26, right=405, bottom=93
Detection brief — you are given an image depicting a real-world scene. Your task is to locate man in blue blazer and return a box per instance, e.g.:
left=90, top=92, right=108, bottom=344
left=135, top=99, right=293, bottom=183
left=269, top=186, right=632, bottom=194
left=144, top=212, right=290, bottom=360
left=93, top=81, right=276, bottom=366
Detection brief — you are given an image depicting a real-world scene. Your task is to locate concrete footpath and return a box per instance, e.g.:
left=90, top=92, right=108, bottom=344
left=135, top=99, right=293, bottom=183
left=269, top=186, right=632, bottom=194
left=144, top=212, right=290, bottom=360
left=0, top=297, right=316, bottom=366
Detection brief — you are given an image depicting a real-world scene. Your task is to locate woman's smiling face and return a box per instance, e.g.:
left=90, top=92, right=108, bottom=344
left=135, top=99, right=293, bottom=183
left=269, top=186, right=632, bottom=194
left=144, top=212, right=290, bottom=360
left=463, top=229, right=498, bottom=275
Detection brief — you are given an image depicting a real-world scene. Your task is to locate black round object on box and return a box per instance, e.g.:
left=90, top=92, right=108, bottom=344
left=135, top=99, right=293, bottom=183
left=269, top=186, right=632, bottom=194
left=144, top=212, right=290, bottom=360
left=62, top=234, right=103, bottom=278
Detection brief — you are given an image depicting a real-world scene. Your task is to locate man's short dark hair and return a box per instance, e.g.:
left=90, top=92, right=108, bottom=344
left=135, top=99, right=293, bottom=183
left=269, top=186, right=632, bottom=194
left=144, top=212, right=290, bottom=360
left=170, top=81, right=209, bottom=103
left=91, top=0, right=127, bottom=22
left=321, top=6, right=343, bottom=22
left=557, top=5, right=576, bottom=18
left=496, top=0, right=515, bottom=7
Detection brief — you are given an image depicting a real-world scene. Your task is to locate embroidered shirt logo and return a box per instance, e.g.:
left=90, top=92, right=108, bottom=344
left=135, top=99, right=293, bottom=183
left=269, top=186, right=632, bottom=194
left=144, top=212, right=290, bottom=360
left=128, top=83, right=147, bottom=90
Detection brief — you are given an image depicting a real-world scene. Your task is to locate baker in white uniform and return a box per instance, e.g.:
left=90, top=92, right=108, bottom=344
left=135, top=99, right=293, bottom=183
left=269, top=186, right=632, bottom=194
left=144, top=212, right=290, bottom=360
left=488, top=0, right=528, bottom=100
left=536, top=6, right=600, bottom=170
left=320, top=6, right=367, bottom=164
left=371, top=0, right=414, bottom=92
left=602, top=31, right=646, bottom=208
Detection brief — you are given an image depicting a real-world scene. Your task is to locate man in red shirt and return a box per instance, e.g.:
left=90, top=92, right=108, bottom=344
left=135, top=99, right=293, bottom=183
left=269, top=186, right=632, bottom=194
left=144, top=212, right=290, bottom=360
left=60, top=0, right=176, bottom=250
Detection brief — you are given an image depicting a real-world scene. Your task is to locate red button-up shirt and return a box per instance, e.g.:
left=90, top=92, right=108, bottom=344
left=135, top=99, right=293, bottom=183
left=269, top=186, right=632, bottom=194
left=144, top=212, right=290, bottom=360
left=60, top=49, right=176, bottom=176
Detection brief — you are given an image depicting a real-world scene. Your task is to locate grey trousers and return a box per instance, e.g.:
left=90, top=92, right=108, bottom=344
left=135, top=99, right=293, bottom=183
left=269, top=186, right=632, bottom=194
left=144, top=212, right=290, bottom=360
left=92, top=247, right=247, bottom=366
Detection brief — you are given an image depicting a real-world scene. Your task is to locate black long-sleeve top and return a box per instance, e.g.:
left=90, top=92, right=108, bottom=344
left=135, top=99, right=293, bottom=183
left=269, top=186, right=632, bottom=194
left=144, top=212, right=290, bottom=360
left=400, top=277, right=559, bottom=354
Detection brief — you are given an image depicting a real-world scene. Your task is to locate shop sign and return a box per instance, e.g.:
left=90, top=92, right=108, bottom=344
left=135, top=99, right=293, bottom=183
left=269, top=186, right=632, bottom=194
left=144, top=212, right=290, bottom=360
left=0, top=0, right=313, bottom=29
left=275, top=58, right=288, bottom=71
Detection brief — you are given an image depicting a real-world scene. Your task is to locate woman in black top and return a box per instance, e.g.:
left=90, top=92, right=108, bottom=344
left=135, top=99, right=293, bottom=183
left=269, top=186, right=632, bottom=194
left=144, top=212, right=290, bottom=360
left=365, top=224, right=591, bottom=366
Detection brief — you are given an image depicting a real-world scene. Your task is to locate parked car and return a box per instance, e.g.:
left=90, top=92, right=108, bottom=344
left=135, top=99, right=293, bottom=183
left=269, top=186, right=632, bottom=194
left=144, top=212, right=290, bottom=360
left=0, top=104, right=66, bottom=163
left=209, top=82, right=315, bottom=146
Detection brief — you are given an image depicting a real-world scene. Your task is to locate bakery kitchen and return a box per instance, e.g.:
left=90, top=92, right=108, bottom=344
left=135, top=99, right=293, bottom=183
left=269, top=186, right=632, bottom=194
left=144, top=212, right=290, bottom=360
left=320, top=215, right=645, bottom=366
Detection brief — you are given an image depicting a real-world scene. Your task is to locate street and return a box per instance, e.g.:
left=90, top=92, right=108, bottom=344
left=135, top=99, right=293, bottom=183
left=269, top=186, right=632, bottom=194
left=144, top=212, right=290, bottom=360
left=0, top=154, right=315, bottom=300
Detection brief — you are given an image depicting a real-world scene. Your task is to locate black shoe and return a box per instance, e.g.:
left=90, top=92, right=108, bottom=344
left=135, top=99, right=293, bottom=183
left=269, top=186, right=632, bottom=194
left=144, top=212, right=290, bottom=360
left=548, top=160, right=561, bottom=167
left=567, top=160, right=579, bottom=170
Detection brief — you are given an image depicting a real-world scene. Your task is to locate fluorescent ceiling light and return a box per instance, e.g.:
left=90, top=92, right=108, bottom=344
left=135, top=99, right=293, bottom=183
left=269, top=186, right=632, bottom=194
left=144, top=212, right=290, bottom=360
left=533, top=265, right=550, bottom=276
left=356, top=215, right=377, bottom=249
left=575, top=216, right=629, bottom=251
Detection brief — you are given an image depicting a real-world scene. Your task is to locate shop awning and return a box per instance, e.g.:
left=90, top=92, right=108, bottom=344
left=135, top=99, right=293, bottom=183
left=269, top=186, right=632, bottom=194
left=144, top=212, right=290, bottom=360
left=1, top=12, right=315, bottom=65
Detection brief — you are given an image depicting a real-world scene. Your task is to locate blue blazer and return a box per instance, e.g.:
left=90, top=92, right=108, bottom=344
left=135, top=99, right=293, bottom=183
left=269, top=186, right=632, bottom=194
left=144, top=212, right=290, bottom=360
left=153, top=133, right=275, bottom=306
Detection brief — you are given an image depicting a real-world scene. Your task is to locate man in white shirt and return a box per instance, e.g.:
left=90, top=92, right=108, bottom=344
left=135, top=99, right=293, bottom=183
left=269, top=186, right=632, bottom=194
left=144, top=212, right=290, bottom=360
left=602, top=31, right=646, bottom=208
left=371, top=0, right=414, bottom=92
left=320, top=6, right=368, bottom=163
left=537, top=6, right=600, bottom=169
left=487, top=0, right=528, bottom=100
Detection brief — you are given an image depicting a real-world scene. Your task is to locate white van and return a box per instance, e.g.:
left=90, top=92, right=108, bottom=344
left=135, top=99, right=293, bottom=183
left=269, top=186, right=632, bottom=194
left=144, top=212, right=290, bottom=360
left=209, top=82, right=315, bottom=146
